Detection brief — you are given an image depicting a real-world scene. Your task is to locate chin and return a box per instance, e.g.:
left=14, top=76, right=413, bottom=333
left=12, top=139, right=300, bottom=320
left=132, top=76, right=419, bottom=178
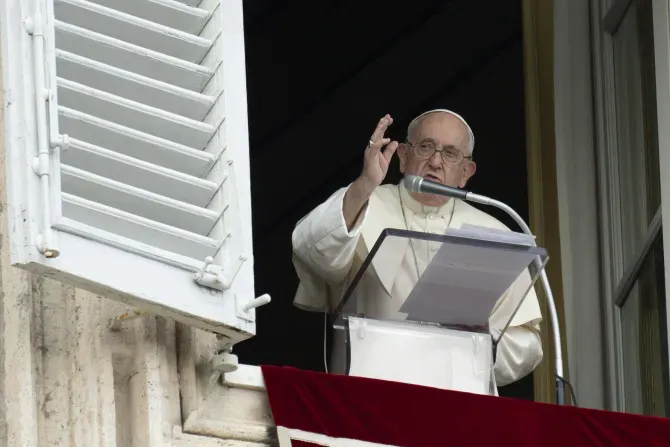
left=426, top=195, right=450, bottom=206
left=412, top=192, right=450, bottom=207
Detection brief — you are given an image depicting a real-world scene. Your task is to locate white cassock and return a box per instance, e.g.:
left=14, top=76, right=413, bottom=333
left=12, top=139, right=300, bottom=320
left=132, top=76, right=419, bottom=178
left=292, top=180, right=543, bottom=389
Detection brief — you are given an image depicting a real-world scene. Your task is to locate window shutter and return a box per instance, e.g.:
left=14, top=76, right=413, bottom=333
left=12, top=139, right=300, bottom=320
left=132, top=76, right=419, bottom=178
left=1, top=0, right=268, bottom=342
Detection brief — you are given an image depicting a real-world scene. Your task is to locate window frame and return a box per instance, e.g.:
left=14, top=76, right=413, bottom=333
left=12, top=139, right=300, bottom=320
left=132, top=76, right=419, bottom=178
left=650, top=0, right=670, bottom=409
left=592, top=0, right=670, bottom=411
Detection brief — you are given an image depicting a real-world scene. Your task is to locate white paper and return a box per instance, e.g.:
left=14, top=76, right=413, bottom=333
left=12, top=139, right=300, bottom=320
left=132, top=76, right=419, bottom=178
left=451, top=223, right=536, bottom=246
left=398, top=226, right=537, bottom=327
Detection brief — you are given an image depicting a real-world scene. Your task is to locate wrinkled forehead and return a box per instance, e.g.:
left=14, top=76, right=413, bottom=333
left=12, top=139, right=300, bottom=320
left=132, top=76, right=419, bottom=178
left=410, top=113, right=470, bottom=149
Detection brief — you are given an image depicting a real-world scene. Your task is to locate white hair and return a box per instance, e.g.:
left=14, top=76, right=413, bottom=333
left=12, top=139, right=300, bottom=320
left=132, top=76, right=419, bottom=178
left=407, top=109, right=475, bottom=155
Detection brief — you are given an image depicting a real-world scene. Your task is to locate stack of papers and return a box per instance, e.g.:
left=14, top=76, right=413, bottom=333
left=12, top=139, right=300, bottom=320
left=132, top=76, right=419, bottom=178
left=398, top=225, right=538, bottom=327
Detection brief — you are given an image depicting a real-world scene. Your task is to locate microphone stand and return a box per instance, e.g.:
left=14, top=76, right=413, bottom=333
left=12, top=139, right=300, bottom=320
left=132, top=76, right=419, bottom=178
left=465, top=192, right=565, bottom=405
left=404, top=175, right=565, bottom=404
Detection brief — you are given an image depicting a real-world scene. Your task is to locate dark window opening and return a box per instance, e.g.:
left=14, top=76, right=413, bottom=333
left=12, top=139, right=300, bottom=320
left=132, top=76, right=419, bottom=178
left=236, top=0, right=533, bottom=400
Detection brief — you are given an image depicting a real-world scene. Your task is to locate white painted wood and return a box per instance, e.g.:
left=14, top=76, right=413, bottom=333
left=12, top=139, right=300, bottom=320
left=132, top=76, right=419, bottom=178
left=199, top=0, right=222, bottom=14
left=59, top=107, right=215, bottom=176
left=2, top=0, right=260, bottom=339
left=174, top=0, right=203, bottom=8
left=86, top=0, right=211, bottom=35
left=59, top=196, right=220, bottom=260
left=27, top=228, right=252, bottom=339
left=55, top=21, right=214, bottom=91
left=651, top=0, right=670, bottom=392
left=56, top=50, right=216, bottom=120
left=57, top=78, right=215, bottom=148
left=218, top=0, right=254, bottom=283
left=54, top=0, right=213, bottom=63
left=61, top=138, right=218, bottom=206
left=60, top=165, right=220, bottom=235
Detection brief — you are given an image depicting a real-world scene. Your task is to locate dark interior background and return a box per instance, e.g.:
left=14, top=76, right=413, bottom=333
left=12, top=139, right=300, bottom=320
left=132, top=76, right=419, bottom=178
left=235, top=0, right=534, bottom=400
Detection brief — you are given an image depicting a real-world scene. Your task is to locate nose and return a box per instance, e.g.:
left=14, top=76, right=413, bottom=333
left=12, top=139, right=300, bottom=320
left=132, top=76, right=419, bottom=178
left=428, top=151, right=442, bottom=168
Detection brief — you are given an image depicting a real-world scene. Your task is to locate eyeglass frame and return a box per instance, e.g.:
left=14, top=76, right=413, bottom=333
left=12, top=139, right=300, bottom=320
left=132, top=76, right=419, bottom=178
left=404, top=138, right=473, bottom=166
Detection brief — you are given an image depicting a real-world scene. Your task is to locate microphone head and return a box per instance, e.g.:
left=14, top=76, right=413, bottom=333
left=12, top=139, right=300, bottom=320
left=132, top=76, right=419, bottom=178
left=403, top=175, right=423, bottom=193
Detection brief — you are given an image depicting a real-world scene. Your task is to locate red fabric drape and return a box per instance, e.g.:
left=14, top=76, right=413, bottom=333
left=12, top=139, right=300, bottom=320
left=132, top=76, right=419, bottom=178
left=262, top=365, right=670, bottom=447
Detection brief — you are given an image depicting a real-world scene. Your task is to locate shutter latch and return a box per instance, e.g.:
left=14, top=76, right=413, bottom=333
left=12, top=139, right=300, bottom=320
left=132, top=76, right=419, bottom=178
left=194, top=255, right=246, bottom=291
left=236, top=293, right=271, bottom=322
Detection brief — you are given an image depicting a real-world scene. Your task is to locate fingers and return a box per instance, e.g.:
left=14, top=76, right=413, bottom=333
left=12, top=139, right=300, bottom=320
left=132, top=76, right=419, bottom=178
left=383, top=140, right=399, bottom=162
left=368, top=114, right=393, bottom=149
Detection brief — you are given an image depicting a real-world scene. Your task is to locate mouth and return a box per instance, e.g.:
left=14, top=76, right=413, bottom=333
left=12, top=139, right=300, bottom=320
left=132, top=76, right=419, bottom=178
left=423, top=174, right=442, bottom=183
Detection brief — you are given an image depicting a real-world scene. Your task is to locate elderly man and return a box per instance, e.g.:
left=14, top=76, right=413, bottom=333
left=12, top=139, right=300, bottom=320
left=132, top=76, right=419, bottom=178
left=291, top=109, right=543, bottom=388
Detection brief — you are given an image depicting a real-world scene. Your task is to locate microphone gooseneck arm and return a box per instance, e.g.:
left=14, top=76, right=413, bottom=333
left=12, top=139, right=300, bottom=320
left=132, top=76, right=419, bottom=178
left=404, top=175, right=565, bottom=405
left=466, top=193, right=564, bottom=405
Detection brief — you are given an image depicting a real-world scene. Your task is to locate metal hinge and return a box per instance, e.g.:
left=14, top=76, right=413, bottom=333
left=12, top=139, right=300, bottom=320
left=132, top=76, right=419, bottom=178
left=194, top=255, right=246, bottom=291
left=25, top=11, right=63, bottom=259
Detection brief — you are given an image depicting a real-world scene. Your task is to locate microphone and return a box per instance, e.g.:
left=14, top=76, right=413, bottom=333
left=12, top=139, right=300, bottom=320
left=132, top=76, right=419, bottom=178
left=404, top=175, right=494, bottom=206
left=403, top=174, right=566, bottom=405
left=404, top=175, right=468, bottom=200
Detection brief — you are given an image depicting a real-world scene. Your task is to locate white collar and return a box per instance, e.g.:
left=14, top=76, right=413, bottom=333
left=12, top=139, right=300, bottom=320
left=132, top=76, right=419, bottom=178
left=398, top=181, right=455, bottom=216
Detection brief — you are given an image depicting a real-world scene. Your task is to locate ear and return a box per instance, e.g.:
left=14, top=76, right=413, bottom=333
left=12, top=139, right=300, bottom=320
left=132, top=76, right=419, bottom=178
left=459, top=160, right=476, bottom=188
left=397, top=143, right=408, bottom=173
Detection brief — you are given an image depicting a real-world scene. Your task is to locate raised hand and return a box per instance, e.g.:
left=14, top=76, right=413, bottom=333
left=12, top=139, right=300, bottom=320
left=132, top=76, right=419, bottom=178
left=342, top=115, right=399, bottom=231
left=359, top=114, right=399, bottom=190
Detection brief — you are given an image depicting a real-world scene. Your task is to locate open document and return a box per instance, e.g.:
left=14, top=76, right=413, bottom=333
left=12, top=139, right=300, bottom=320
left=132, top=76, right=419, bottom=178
left=398, top=225, right=537, bottom=327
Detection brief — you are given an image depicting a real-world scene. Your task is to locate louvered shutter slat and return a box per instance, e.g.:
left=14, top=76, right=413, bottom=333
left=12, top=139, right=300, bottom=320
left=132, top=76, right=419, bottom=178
left=61, top=165, right=220, bottom=235
left=58, top=107, right=215, bottom=175
left=62, top=139, right=218, bottom=206
left=170, top=0, right=202, bottom=9
left=59, top=194, right=220, bottom=260
left=55, top=50, right=215, bottom=120
left=57, top=78, right=215, bottom=147
left=55, top=0, right=212, bottom=63
left=85, top=0, right=211, bottom=35
left=55, top=21, right=214, bottom=91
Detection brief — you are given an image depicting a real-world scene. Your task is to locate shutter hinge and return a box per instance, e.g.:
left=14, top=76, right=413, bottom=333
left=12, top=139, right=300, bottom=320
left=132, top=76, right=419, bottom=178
left=26, top=10, right=61, bottom=259
left=194, top=255, right=246, bottom=291
left=50, top=133, right=71, bottom=150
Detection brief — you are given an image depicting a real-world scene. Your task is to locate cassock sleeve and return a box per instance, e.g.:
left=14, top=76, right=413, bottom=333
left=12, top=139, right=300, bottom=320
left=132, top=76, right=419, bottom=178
left=489, top=268, right=544, bottom=386
left=492, top=324, right=543, bottom=386
left=292, top=185, right=370, bottom=312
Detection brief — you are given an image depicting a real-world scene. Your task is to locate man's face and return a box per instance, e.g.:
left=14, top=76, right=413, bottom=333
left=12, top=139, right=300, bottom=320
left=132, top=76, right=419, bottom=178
left=398, top=112, right=477, bottom=206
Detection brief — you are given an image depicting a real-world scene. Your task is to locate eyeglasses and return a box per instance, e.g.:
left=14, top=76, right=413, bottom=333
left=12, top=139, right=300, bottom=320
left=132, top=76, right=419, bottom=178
left=405, top=140, right=472, bottom=166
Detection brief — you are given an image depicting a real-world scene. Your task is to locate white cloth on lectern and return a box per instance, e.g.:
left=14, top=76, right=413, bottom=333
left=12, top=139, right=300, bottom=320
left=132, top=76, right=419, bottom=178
left=346, top=317, right=494, bottom=394
left=291, top=181, right=543, bottom=387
